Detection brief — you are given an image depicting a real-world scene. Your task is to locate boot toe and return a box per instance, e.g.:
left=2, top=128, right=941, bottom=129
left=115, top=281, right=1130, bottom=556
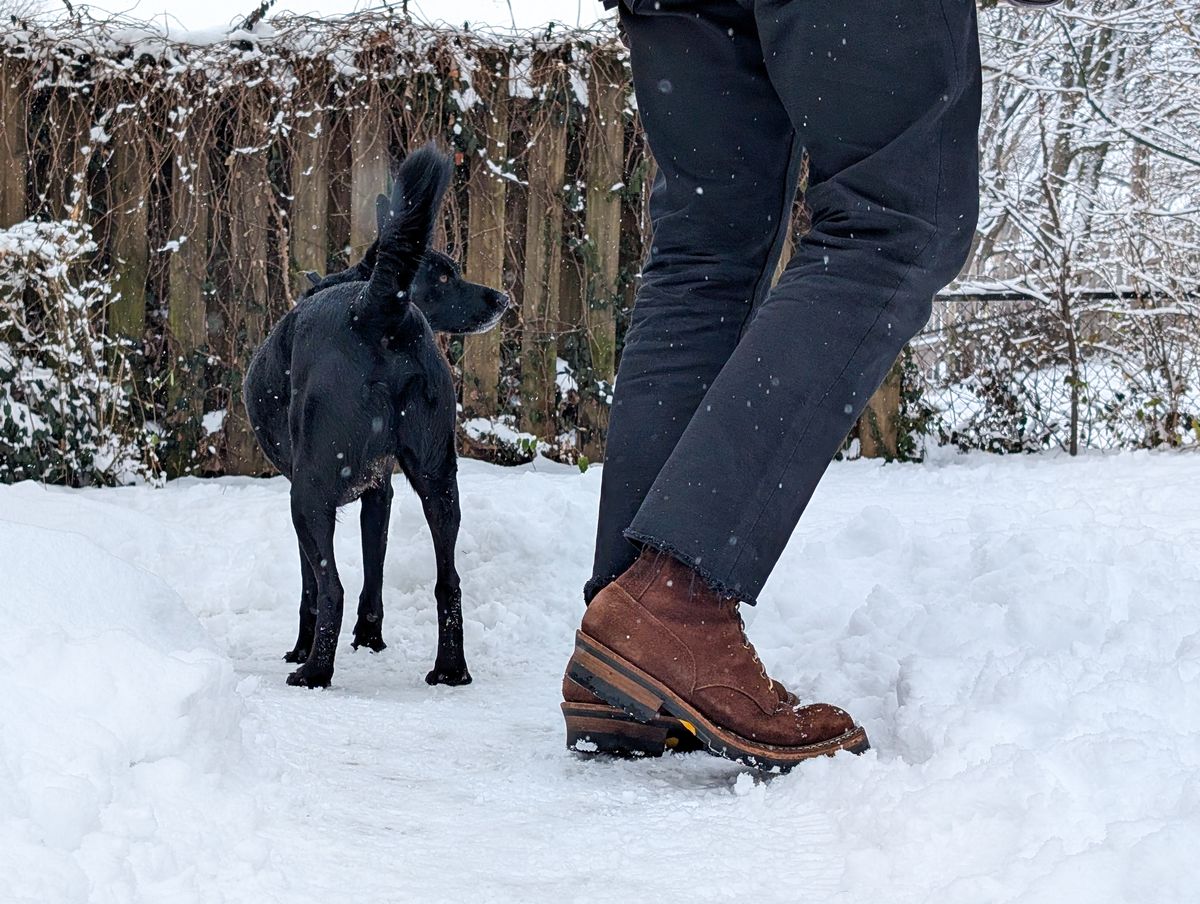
left=793, top=702, right=857, bottom=743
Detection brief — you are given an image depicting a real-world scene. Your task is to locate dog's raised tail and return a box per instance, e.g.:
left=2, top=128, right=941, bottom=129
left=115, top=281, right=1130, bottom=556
left=362, top=143, right=452, bottom=318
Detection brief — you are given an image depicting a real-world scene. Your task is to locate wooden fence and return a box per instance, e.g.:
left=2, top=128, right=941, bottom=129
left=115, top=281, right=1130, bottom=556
left=0, top=16, right=907, bottom=477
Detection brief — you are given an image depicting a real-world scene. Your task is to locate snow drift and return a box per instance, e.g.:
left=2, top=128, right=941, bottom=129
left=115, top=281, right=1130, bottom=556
left=0, top=521, right=275, bottom=903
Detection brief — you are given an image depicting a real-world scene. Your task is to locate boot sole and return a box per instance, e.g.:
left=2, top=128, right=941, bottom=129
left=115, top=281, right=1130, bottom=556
left=562, top=701, right=702, bottom=758
left=567, top=631, right=870, bottom=772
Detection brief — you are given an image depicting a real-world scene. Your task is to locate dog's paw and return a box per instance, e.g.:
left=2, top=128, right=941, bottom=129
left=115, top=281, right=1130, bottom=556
left=283, top=647, right=309, bottom=664
left=425, top=665, right=473, bottom=687
left=287, top=664, right=333, bottom=688
left=351, top=628, right=387, bottom=654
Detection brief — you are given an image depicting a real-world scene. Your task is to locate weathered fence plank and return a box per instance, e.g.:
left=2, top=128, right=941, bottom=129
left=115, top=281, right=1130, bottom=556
left=584, top=55, right=626, bottom=383
left=772, top=156, right=809, bottom=286
left=461, top=55, right=509, bottom=417
left=0, top=58, right=26, bottom=227
left=107, top=124, right=151, bottom=341
left=325, top=113, right=352, bottom=272
left=43, top=92, right=90, bottom=220
left=167, top=149, right=210, bottom=391
left=519, top=108, right=569, bottom=439
left=223, top=92, right=273, bottom=475
left=858, top=357, right=904, bottom=459
left=163, top=142, right=211, bottom=473
left=772, top=228, right=794, bottom=286
left=558, top=249, right=585, bottom=446
left=558, top=256, right=583, bottom=354
left=576, top=56, right=627, bottom=460
left=350, top=101, right=389, bottom=256
left=289, top=98, right=330, bottom=299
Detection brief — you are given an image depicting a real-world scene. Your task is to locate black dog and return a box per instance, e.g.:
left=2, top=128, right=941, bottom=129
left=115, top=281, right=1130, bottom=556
left=244, top=145, right=507, bottom=688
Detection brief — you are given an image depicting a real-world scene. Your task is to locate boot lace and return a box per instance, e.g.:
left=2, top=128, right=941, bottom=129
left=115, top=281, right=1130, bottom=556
left=723, top=599, right=777, bottom=701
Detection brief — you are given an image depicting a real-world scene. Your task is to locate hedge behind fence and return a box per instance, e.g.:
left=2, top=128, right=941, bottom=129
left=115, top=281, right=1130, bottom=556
left=1, top=11, right=660, bottom=481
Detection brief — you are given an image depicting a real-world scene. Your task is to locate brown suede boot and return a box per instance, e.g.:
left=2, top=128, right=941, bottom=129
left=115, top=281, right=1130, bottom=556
left=566, top=549, right=869, bottom=772
left=561, top=675, right=703, bottom=758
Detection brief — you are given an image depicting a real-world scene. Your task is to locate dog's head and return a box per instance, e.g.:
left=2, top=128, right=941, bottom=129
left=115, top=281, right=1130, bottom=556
left=408, top=250, right=508, bottom=334
left=302, top=191, right=508, bottom=333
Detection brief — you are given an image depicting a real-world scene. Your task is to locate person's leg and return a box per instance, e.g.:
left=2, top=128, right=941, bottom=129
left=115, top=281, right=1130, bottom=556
left=586, top=0, right=801, bottom=602
left=624, top=0, right=982, bottom=603
left=568, top=0, right=980, bottom=770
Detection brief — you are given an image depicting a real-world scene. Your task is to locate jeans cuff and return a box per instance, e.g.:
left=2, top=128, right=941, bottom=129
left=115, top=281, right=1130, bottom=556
left=621, top=528, right=757, bottom=606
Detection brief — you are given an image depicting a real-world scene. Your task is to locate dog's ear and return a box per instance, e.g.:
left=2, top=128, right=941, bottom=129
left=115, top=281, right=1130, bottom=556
left=362, top=238, right=379, bottom=270
left=375, top=194, right=391, bottom=234
left=306, top=271, right=321, bottom=287
left=388, top=171, right=405, bottom=216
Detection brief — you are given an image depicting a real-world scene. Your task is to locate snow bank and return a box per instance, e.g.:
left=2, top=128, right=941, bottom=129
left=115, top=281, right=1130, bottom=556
left=0, top=519, right=276, bottom=904
left=748, top=453, right=1200, bottom=902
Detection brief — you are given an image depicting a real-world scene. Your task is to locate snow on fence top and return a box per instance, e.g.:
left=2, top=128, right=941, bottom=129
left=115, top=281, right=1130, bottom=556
left=1, top=9, right=621, bottom=96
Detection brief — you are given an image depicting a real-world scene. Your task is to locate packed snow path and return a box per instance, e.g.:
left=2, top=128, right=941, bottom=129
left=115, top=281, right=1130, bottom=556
left=3, top=453, right=1197, bottom=903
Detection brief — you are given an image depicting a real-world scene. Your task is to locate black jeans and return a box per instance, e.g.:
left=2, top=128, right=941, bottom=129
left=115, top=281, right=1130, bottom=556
left=588, top=0, right=982, bottom=604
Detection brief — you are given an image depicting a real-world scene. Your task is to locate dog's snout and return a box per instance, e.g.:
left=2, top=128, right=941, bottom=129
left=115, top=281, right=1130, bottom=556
left=491, top=290, right=510, bottom=310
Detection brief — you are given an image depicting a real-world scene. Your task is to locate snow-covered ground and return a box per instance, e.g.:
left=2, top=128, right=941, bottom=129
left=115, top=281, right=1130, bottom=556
left=2, top=452, right=1198, bottom=903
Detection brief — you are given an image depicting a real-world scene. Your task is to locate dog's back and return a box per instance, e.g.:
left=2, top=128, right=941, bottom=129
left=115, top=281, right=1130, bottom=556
left=244, top=146, right=453, bottom=482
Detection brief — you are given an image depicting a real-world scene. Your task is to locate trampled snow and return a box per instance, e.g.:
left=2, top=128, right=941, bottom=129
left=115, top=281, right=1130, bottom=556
left=2, top=453, right=1197, bottom=902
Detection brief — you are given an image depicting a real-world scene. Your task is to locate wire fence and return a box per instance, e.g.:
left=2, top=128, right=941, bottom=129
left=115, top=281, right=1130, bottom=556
left=908, top=294, right=1200, bottom=455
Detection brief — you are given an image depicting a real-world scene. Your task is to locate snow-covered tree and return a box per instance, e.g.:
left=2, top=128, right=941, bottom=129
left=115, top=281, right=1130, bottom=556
left=945, top=0, right=1200, bottom=452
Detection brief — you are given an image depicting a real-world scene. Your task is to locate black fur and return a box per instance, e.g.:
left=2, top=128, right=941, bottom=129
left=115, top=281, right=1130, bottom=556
left=243, top=144, right=507, bottom=688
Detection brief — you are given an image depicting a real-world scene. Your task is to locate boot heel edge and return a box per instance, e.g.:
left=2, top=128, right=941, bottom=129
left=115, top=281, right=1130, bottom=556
left=567, top=637, right=664, bottom=724
left=562, top=708, right=669, bottom=758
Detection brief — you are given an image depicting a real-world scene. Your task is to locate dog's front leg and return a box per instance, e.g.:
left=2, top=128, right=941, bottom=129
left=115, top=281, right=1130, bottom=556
left=287, top=487, right=344, bottom=688
left=283, top=540, right=318, bottom=663
left=352, top=481, right=393, bottom=653
left=411, top=469, right=472, bottom=686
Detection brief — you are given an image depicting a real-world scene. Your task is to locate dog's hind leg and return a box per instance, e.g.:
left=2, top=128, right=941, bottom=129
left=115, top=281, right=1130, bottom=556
left=409, top=467, right=472, bottom=687
left=283, top=540, right=318, bottom=663
left=352, top=480, right=393, bottom=653
left=287, top=488, right=344, bottom=688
